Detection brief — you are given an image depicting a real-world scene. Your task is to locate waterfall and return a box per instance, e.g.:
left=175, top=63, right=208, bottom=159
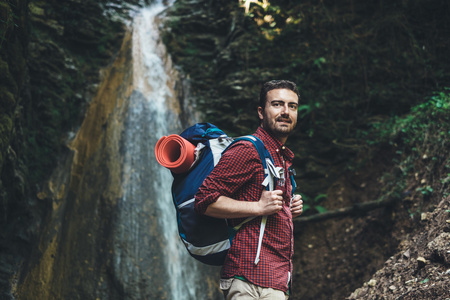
left=15, top=2, right=221, bottom=299
left=113, top=3, right=220, bottom=299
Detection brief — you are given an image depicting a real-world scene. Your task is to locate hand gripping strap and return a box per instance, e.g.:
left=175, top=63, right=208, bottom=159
left=225, top=136, right=278, bottom=265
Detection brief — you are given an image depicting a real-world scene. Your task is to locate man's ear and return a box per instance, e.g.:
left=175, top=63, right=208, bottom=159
left=257, top=106, right=264, bottom=121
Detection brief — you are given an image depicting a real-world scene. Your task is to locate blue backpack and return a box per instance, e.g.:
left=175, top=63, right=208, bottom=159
left=170, top=123, right=295, bottom=266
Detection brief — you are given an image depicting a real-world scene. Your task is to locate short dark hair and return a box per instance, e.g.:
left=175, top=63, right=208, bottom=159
left=259, top=80, right=300, bottom=109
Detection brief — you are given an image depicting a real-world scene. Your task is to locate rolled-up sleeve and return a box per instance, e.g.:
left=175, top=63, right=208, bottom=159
left=194, top=141, right=263, bottom=215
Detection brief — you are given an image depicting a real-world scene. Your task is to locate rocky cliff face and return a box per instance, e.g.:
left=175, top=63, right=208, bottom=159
left=0, top=1, right=30, bottom=297
left=16, top=28, right=135, bottom=299
left=1, top=0, right=141, bottom=298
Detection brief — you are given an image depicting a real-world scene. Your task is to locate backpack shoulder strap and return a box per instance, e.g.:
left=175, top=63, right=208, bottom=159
left=224, top=135, right=282, bottom=265
left=226, top=135, right=271, bottom=167
left=226, top=135, right=278, bottom=190
left=229, top=136, right=297, bottom=264
left=226, top=135, right=296, bottom=194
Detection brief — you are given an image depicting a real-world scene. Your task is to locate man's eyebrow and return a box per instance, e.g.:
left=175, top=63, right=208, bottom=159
left=270, top=100, right=298, bottom=104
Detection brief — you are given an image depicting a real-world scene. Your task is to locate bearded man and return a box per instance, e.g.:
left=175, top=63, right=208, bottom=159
left=195, top=80, right=303, bottom=300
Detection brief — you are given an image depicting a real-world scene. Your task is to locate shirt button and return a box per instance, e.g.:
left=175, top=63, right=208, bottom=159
left=282, top=146, right=286, bottom=150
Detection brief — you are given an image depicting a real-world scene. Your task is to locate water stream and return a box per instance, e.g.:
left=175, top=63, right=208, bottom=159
left=114, top=3, right=218, bottom=299
left=16, top=2, right=221, bottom=299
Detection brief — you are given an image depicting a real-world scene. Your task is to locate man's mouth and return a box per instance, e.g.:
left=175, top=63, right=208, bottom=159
left=276, top=118, right=291, bottom=124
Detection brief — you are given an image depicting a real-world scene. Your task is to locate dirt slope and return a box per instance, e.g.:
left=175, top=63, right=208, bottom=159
left=348, top=196, right=450, bottom=300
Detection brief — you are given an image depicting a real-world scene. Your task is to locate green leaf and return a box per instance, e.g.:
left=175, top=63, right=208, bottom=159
left=303, top=204, right=311, bottom=211
left=313, top=194, right=327, bottom=202
left=315, top=205, right=327, bottom=213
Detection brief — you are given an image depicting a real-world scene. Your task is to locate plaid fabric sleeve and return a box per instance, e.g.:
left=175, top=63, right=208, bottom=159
left=194, top=141, right=264, bottom=215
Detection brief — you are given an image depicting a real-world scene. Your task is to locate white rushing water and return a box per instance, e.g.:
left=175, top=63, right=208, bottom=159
left=114, top=2, right=207, bottom=299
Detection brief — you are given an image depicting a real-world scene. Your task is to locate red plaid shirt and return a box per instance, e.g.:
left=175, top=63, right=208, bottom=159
left=195, top=126, right=295, bottom=293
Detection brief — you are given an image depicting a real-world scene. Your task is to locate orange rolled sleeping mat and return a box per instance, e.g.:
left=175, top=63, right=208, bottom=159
left=154, top=135, right=196, bottom=174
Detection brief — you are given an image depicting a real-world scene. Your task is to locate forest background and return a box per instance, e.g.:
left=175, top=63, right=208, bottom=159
left=1, top=0, right=449, bottom=299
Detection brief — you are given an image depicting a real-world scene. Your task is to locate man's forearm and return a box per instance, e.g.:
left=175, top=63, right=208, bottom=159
left=204, top=196, right=262, bottom=219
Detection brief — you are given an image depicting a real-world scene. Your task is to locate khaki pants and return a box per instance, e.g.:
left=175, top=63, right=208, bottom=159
left=220, top=278, right=288, bottom=300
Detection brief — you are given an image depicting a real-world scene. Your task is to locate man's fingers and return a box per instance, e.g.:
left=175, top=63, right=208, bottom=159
left=273, top=189, right=283, bottom=196
left=271, top=190, right=283, bottom=201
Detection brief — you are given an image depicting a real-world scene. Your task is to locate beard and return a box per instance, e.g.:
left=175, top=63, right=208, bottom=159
left=261, top=114, right=297, bottom=139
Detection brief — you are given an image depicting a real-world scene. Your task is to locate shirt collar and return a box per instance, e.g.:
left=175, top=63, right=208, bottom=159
left=254, top=126, right=294, bottom=161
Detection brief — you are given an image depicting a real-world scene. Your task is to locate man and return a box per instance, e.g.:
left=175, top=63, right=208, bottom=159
left=195, top=80, right=303, bottom=299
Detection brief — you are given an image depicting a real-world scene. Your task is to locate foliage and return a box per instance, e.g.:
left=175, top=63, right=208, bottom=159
left=240, top=0, right=289, bottom=40
left=367, top=88, right=450, bottom=215
left=301, top=193, right=327, bottom=215
left=370, top=88, right=450, bottom=148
